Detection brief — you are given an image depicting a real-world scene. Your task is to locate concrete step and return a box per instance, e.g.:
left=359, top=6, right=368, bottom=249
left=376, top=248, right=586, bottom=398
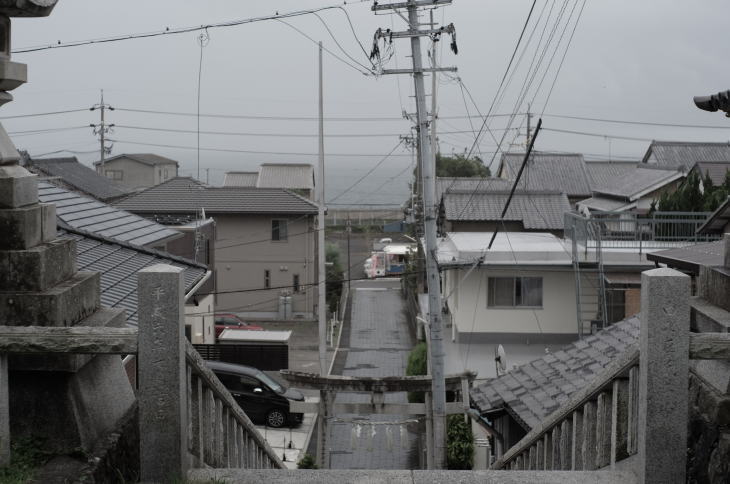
left=9, top=307, right=128, bottom=372
left=0, top=238, right=76, bottom=292
left=698, top=266, right=730, bottom=312
left=0, top=271, right=100, bottom=327
left=691, top=296, right=730, bottom=333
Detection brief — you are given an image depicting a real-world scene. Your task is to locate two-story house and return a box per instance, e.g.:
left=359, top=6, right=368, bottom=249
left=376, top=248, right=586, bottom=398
left=94, top=153, right=179, bottom=189
left=115, top=177, right=319, bottom=320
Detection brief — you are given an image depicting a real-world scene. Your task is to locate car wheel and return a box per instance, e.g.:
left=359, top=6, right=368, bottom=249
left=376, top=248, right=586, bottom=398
left=266, top=408, right=287, bottom=428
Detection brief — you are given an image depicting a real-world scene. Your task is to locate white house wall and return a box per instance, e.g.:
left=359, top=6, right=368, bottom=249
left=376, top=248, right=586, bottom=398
left=444, top=266, right=578, bottom=343
left=185, top=293, right=215, bottom=344
left=214, top=214, right=315, bottom=319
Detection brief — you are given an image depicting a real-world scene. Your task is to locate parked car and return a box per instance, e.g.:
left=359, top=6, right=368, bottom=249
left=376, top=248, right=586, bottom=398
left=214, top=314, right=263, bottom=338
left=206, top=361, right=304, bottom=428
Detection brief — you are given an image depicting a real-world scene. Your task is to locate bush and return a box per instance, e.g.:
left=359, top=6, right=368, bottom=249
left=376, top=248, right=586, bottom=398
left=297, top=453, right=318, bottom=469
left=405, top=342, right=428, bottom=403
left=446, top=414, right=474, bottom=470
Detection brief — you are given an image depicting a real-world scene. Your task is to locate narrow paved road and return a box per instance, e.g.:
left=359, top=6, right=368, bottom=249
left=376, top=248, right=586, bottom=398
left=327, top=278, right=420, bottom=469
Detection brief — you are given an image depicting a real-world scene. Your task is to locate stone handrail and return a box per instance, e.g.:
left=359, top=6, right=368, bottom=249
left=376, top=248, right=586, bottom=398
left=492, top=347, right=640, bottom=471
left=137, top=264, right=285, bottom=482
left=184, top=340, right=285, bottom=470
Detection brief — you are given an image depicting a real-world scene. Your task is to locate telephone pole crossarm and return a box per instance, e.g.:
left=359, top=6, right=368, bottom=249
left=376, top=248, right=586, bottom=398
left=372, top=0, right=452, bottom=11
left=376, top=24, right=455, bottom=39
left=381, top=67, right=457, bottom=75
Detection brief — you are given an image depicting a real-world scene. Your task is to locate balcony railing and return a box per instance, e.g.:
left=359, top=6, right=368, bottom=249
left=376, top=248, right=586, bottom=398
left=565, top=211, right=720, bottom=256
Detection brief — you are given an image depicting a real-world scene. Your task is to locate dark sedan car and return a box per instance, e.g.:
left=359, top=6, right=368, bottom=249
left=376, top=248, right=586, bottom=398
left=206, top=360, right=304, bottom=428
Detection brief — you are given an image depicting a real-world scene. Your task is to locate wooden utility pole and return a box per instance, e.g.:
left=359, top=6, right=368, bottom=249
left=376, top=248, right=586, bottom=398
left=90, top=89, right=114, bottom=176
left=372, top=0, right=456, bottom=469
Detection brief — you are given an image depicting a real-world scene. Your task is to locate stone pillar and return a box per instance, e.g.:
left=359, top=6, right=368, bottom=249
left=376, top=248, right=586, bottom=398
left=724, top=233, right=729, bottom=269
left=0, top=355, right=8, bottom=466
left=637, top=268, right=690, bottom=484
left=138, top=264, right=188, bottom=482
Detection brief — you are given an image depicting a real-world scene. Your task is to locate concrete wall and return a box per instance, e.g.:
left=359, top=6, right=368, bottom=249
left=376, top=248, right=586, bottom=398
left=185, top=293, right=215, bottom=344
left=96, top=158, right=177, bottom=189
left=214, top=213, right=316, bottom=319
left=443, top=266, right=578, bottom=342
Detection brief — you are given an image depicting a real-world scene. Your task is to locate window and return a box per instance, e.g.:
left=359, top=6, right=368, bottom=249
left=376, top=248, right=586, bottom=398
left=105, top=169, right=123, bottom=180
left=293, top=274, right=300, bottom=293
left=264, top=270, right=271, bottom=289
left=271, top=219, right=288, bottom=241
left=488, top=277, right=543, bottom=308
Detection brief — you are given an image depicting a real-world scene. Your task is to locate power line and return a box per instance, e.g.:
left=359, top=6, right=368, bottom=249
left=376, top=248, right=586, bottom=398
left=13, top=2, right=371, bottom=53
left=329, top=140, right=405, bottom=203
left=0, top=108, right=88, bottom=120
left=108, top=138, right=416, bottom=158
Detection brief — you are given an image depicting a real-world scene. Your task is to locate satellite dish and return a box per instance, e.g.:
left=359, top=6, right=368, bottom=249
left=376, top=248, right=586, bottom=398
left=494, top=344, right=508, bottom=377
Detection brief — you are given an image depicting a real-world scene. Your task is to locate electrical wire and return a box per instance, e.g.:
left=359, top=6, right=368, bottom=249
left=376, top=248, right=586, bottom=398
left=13, top=1, right=372, bottom=53
left=329, top=140, right=405, bottom=203
left=0, top=108, right=88, bottom=120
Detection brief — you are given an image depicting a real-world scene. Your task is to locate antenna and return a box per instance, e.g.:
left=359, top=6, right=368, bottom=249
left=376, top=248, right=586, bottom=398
left=494, top=344, right=508, bottom=377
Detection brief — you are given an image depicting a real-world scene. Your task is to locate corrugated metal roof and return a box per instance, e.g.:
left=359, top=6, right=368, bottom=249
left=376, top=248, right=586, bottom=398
left=593, top=166, right=683, bottom=200
left=697, top=196, right=730, bottom=234
left=584, top=161, right=638, bottom=189
left=60, top=227, right=207, bottom=327
left=256, top=163, right=314, bottom=190
left=470, top=316, right=639, bottom=430
left=29, top=157, right=136, bottom=202
left=436, top=177, right=512, bottom=201
left=443, top=191, right=570, bottom=230
left=115, top=177, right=318, bottom=214
left=692, top=162, right=730, bottom=186
left=642, top=141, right=730, bottom=170
left=500, top=153, right=593, bottom=198
left=96, top=153, right=180, bottom=167
left=646, top=240, right=724, bottom=273
left=223, top=171, right=258, bottom=187
left=577, top=196, right=632, bottom=212
left=39, top=182, right=181, bottom=247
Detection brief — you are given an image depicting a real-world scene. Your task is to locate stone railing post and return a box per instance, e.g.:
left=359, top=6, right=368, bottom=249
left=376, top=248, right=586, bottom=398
left=138, top=264, right=188, bottom=482
left=0, top=355, right=8, bottom=466
left=637, top=268, right=690, bottom=484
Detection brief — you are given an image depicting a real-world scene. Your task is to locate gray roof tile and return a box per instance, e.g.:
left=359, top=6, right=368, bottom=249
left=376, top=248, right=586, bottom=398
left=39, top=182, right=180, bottom=247
left=585, top=161, right=638, bottom=189
left=470, top=316, right=640, bottom=430
left=500, top=153, right=593, bottom=198
left=115, top=177, right=318, bottom=214
left=643, top=141, right=730, bottom=170
left=97, top=153, right=180, bottom=167
left=592, top=166, right=682, bottom=200
left=442, top=191, right=571, bottom=230
left=29, top=157, right=135, bottom=202
left=60, top=227, right=207, bottom=327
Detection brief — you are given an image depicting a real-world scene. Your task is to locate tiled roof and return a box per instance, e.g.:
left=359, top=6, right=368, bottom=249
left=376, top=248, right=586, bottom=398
left=257, top=163, right=314, bottom=190
left=60, top=227, right=207, bottom=327
left=443, top=191, right=570, bottom=230
left=592, top=166, right=683, bottom=201
left=435, top=177, right=513, bottom=201
left=584, top=161, right=638, bottom=189
left=646, top=240, right=725, bottom=273
left=95, top=153, right=180, bottom=167
left=500, top=153, right=593, bottom=198
left=39, top=182, right=181, bottom=247
left=29, top=157, right=136, bottom=202
left=642, top=141, right=730, bottom=170
left=223, top=171, right=258, bottom=187
left=115, top=177, right=318, bottom=214
left=692, top=162, right=730, bottom=186
left=470, top=316, right=639, bottom=430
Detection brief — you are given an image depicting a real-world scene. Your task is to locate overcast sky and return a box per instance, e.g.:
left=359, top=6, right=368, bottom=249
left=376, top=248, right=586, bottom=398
left=6, top=0, right=730, bottom=204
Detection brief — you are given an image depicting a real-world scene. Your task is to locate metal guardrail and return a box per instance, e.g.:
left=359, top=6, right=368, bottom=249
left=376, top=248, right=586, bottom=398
left=565, top=211, right=720, bottom=254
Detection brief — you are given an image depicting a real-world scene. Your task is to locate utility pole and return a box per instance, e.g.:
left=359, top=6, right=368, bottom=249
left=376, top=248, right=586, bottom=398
left=317, top=41, right=327, bottom=376
left=346, top=217, right=352, bottom=291
left=525, top=103, right=532, bottom=146
left=90, top=89, right=114, bottom=176
left=430, top=9, right=439, bottom=163
left=373, top=0, right=457, bottom=469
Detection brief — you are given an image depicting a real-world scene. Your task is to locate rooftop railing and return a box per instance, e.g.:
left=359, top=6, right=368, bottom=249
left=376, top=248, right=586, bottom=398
left=565, top=211, right=720, bottom=256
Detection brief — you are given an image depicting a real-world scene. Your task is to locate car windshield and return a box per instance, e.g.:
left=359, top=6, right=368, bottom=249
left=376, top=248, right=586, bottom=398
left=256, top=371, right=284, bottom=394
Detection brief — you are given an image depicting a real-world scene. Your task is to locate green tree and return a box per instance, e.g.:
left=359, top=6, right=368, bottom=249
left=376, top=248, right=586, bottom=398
left=325, top=243, right=344, bottom=314
left=446, top=414, right=475, bottom=470
left=436, top=153, right=491, bottom=178
left=405, top=342, right=428, bottom=403
left=657, top=170, right=729, bottom=213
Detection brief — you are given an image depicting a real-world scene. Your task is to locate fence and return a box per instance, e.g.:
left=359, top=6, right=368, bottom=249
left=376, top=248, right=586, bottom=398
left=491, top=267, right=730, bottom=484
left=565, top=211, right=720, bottom=256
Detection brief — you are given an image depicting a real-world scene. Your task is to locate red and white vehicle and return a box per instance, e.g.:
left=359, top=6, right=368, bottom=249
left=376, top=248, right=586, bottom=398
left=214, top=313, right=264, bottom=338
